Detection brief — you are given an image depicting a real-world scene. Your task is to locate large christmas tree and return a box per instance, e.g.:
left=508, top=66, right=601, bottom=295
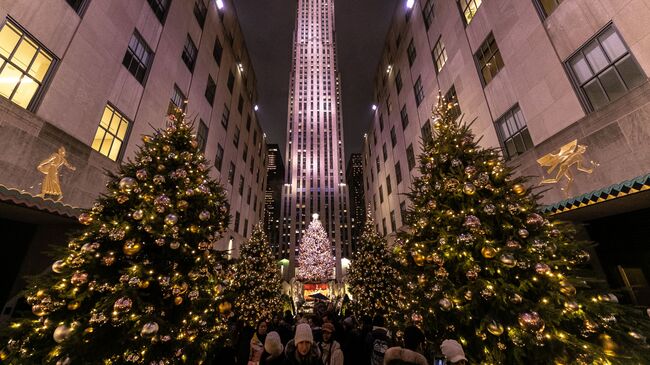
left=2, top=115, right=232, bottom=364
left=400, top=96, right=650, bottom=364
left=296, top=214, right=335, bottom=282
left=229, top=225, right=283, bottom=327
left=347, top=211, right=404, bottom=327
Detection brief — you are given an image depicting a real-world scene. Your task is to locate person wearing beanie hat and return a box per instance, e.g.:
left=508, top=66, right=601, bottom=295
left=284, top=323, right=321, bottom=365
left=260, top=331, right=284, bottom=365
left=440, top=339, right=468, bottom=364
left=317, top=323, right=344, bottom=365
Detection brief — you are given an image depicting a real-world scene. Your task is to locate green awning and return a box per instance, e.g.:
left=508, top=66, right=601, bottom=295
left=0, top=184, right=81, bottom=219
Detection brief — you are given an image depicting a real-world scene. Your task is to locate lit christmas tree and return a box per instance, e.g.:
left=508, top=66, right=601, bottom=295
left=1, top=114, right=232, bottom=364
left=347, top=211, right=404, bottom=327
left=229, top=225, right=283, bottom=327
left=296, top=214, right=335, bottom=282
left=400, top=96, right=650, bottom=364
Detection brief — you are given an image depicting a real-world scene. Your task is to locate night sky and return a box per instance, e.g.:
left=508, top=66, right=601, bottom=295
left=233, top=0, right=398, bottom=161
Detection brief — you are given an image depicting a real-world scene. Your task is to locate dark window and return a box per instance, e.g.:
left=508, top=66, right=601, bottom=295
left=66, top=0, right=87, bottom=14
left=247, top=187, right=251, bottom=204
left=213, top=37, right=223, bottom=65
left=147, top=0, right=170, bottom=23
left=400, top=201, right=407, bottom=223
left=433, top=37, right=447, bottom=73
left=243, top=219, right=249, bottom=237
left=386, top=96, right=392, bottom=115
left=376, top=157, right=381, bottom=173
left=243, top=144, right=248, bottom=162
left=414, top=76, right=424, bottom=106
left=386, top=175, right=392, bottom=195
left=234, top=212, right=240, bottom=232
left=221, top=104, right=230, bottom=129
left=396, top=70, right=403, bottom=94
left=390, top=126, right=397, bottom=147
left=536, top=0, right=563, bottom=18
left=495, top=104, right=534, bottom=159
left=407, top=38, right=417, bottom=66
left=167, top=85, right=186, bottom=115
left=228, top=162, right=236, bottom=185
left=407, top=144, right=416, bottom=170
left=396, top=34, right=402, bottom=49
left=382, top=218, right=387, bottom=236
left=395, top=161, right=402, bottom=184
left=390, top=210, right=397, bottom=232
left=238, top=175, right=244, bottom=195
left=0, top=20, right=56, bottom=110
left=123, top=31, right=152, bottom=84
left=476, top=33, right=504, bottom=86
left=382, top=143, right=388, bottom=161
left=459, top=0, right=482, bottom=25
left=194, top=0, right=208, bottom=27
left=567, top=25, right=645, bottom=112
left=197, top=119, right=208, bottom=152
left=246, top=115, right=252, bottom=131
left=215, top=144, right=224, bottom=171
left=227, top=70, right=235, bottom=93
left=445, top=85, right=461, bottom=120
left=233, top=126, right=240, bottom=147
left=205, top=75, right=216, bottom=104
left=421, top=119, right=433, bottom=145
left=379, top=185, right=384, bottom=204
left=238, top=94, right=244, bottom=114
left=400, top=105, right=409, bottom=129
left=182, top=35, right=198, bottom=72
left=422, top=0, right=435, bottom=29
left=379, top=114, right=384, bottom=131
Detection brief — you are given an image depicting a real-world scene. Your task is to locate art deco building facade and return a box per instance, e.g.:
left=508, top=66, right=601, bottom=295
left=346, top=153, right=365, bottom=256
left=363, top=0, right=650, bottom=305
left=281, top=0, right=351, bottom=280
left=265, top=143, right=284, bottom=256
left=0, top=0, right=267, bottom=314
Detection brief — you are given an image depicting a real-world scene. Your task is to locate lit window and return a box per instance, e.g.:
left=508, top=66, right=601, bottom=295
left=475, top=33, right=504, bottom=86
left=536, top=0, right=563, bottom=18
left=92, top=104, right=130, bottom=161
left=0, top=20, right=55, bottom=109
left=458, top=0, right=482, bottom=25
left=432, top=37, right=447, bottom=72
left=147, top=0, right=170, bottom=23
left=123, top=31, right=152, bottom=84
left=495, top=104, right=534, bottom=159
left=182, top=35, right=198, bottom=72
left=567, top=25, right=645, bottom=112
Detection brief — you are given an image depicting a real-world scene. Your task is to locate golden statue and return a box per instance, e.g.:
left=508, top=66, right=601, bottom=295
left=537, top=139, right=597, bottom=196
left=37, top=146, right=76, bottom=200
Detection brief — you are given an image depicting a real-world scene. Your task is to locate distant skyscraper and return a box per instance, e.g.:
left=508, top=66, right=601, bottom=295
left=346, top=153, right=365, bottom=256
left=281, top=0, right=351, bottom=280
left=265, top=144, right=284, bottom=256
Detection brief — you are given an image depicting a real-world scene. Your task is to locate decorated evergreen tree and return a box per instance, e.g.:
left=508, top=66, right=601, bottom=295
left=296, top=214, right=335, bottom=282
left=400, top=96, right=650, bottom=364
left=229, top=224, right=283, bottom=327
left=347, top=211, right=404, bottom=327
left=1, top=115, right=232, bottom=364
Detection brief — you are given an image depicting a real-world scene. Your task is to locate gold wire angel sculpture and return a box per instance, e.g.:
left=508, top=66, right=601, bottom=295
left=537, top=139, right=598, bottom=197
left=37, top=146, right=76, bottom=200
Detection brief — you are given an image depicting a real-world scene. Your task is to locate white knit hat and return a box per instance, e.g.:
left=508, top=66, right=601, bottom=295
left=294, top=323, right=314, bottom=344
left=264, top=331, right=283, bottom=356
left=441, top=339, right=467, bottom=363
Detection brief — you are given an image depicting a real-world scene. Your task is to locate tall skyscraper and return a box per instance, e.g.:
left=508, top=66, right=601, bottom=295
left=265, top=144, right=285, bottom=256
left=281, top=0, right=351, bottom=281
left=346, top=153, right=365, bottom=256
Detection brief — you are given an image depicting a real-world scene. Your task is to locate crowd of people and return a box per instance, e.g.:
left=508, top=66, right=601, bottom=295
left=214, top=309, right=468, bottom=365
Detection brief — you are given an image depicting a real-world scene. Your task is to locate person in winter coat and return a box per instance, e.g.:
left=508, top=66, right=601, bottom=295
left=317, top=323, right=344, bottom=365
left=261, top=331, right=285, bottom=365
left=383, top=326, right=428, bottom=365
left=365, top=314, right=392, bottom=365
left=249, top=320, right=268, bottom=365
left=284, top=323, right=322, bottom=365
left=440, top=340, right=467, bottom=365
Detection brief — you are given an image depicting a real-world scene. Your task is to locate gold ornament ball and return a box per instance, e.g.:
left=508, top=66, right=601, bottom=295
left=123, top=241, right=142, bottom=256
left=67, top=301, right=80, bottom=310
left=518, top=312, right=545, bottom=332
left=512, top=184, right=526, bottom=195
left=564, top=301, right=579, bottom=311
left=70, top=271, right=88, bottom=286
left=481, top=246, right=497, bottom=259
left=170, top=241, right=180, bottom=250
left=32, top=304, right=48, bottom=317
left=499, top=254, right=517, bottom=268
left=198, top=211, right=211, bottom=221
left=439, top=298, right=452, bottom=311
left=510, top=293, right=523, bottom=304
left=189, top=225, right=200, bottom=233
left=132, top=209, right=144, bottom=221
left=487, top=321, right=504, bottom=336
left=139, top=280, right=150, bottom=289
left=78, top=213, right=93, bottom=225
left=535, top=263, right=551, bottom=275
left=113, top=297, right=133, bottom=312
left=141, top=322, right=160, bottom=337
left=412, top=252, right=425, bottom=266
left=599, top=334, right=618, bottom=357
left=219, top=301, right=232, bottom=314
left=164, top=214, right=178, bottom=226
left=464, top=290, right=473, bottom=301
left=559, top=281, right=577, bottom=296
left=463, top=183, right=477, bottom=195
left=118, top=177, right=137, bottom=193
left=52, top=260, right=66, bottom=273
left=142, top=135, right=153, bottom=143
left=174, top=296, right=183, bottom=305
left=53, top=324, right=72, bottom=343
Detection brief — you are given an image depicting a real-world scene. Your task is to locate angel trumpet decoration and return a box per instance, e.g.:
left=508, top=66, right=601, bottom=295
left=537, top=139, right=597, bottom=197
